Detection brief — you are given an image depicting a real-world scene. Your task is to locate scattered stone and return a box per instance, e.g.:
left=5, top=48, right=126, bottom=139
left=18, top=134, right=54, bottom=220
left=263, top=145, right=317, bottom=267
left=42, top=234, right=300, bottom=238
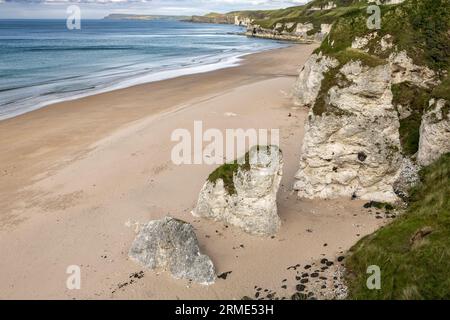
left=358, top=152, right=368, bottom=162
left=296, top=284, right=306, bottom=292
left=291, top=292, right=307, bottom=300
left=130, top=271, right=144, bottom=279
left=410, top=226, right=433, bottom=248
left=218, top=271, right=232, bottom=280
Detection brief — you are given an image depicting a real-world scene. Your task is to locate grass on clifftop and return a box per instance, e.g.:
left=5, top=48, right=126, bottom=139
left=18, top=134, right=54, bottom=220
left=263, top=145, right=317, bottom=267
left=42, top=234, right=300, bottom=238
left=345, top=153, right=450, bottom=299
left=318, top=0, right=450, bottom=71
left=207, top=151, right=251, bottom=196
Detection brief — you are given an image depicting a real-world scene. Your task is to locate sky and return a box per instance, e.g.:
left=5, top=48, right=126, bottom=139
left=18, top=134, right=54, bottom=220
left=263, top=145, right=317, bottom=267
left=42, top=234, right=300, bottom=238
left=0, top=0, right=310, bottom=19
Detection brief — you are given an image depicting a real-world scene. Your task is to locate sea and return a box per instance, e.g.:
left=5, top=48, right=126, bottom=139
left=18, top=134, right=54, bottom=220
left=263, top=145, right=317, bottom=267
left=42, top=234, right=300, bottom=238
left=0, top=19, right=288, bottom=120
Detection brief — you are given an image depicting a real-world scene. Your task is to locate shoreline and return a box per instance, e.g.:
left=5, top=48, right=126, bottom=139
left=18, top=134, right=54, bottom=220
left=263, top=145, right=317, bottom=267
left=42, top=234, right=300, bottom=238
left=0, top=43, right=288, bottom=122
left=0, top=43, right=385, bottom=299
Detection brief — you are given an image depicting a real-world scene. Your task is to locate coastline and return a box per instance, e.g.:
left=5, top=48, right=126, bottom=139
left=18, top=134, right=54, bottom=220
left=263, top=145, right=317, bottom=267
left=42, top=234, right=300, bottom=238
left=0, top=44, right=288, bottom=122
left=0, top=19, right=287, bottom=122
left=0, top=43, right=386, bottom=299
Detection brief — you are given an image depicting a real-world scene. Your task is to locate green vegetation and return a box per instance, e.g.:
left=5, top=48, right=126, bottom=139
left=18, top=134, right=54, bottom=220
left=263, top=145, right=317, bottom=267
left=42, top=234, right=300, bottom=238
left=392, top=83, right=431, bottom=156
left=364, top=201, right=395, bottom=211
left=208, top=146, right=260, bottom=195
left=346, top=153, right=450, bottom=299
left=432, top=75, right=450, bottom=102
left=318, top=0, right=450, bottom=70
left=407, top=0, right=450, bottom=72
left=207, top=151, right=251, bottom=195
left=312, top=65, right=339, bottom=116
left=207, top=146, right=279, bottom=195
left=334, top=48, right=386, bottom=68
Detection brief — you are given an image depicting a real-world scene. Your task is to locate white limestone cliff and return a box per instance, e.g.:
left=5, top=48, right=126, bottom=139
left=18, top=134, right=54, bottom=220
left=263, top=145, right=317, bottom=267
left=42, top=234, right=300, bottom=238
left=292, top=41, right=439, bottom=202
left=417, top=99, right=450, bottom=166
left=294, top=61, right=403, bottom=202
left=293, top=53, right=339, bottom=107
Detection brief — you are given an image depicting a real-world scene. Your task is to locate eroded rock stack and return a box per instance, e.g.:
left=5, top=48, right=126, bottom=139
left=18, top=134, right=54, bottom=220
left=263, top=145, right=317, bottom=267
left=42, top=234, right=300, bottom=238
left=193, top=145, right=283, bottom=236
left=294, top=57, right=403, bottom=202
left=129, top=216, right=216, bottom=285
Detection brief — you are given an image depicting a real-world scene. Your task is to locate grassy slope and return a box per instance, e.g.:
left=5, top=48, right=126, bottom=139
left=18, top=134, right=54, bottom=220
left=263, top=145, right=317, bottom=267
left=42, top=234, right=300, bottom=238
left=230, top=0, right=363, bottom=29
left=345, top=153, right=450, bottom=299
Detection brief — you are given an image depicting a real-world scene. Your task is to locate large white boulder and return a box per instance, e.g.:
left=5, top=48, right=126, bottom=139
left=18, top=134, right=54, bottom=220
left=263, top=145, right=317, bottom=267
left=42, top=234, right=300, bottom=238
left=129, top=216, right=216, bottom=285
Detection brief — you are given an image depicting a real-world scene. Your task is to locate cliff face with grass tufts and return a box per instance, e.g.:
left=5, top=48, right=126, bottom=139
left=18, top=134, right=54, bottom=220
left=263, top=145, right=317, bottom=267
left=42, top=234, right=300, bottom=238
left=292, top=0, right=450, bottom=203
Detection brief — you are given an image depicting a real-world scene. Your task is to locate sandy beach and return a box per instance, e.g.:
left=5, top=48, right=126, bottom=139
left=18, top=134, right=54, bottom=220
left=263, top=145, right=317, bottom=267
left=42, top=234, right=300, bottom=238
left=0, top=44, right=386, bottom=299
